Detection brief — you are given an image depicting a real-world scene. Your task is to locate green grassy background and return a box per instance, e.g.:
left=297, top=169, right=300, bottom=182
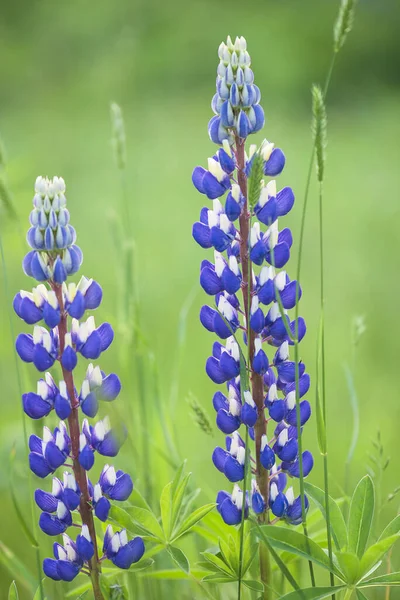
left=0, top=0, right=400, bottom=597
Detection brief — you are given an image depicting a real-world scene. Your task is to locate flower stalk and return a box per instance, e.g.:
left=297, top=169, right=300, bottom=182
left=14, top=176, right=145, bottom=597
left=192, top=36, right=314, bottom=595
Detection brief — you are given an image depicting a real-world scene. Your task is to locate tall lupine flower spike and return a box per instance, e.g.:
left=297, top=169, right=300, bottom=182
left=192, top=38, right=313, bottom=529
left=14, top=177, right=144, bottom=599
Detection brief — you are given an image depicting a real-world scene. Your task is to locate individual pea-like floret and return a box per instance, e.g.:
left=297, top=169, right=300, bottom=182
left=103, top=526, right=145, bottom=569
left=216, top=484, right=249, bottom=526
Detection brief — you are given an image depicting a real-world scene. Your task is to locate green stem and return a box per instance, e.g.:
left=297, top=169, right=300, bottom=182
left=293, top=48, right=337, bottom=589
left=237, top=426, right=250, bottom=600
left=318, top=179, right=335, bottom=594
left=250, top=518, right=301, bottom=592
left=0, top=230, right=44, bottom=599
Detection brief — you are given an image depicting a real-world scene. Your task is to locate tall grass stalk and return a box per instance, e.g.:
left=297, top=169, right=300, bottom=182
left=110, top=101, right=154, bottom=505
left=312, top=84, right=335, bottom=596
left=293, top=0, right=357, bottom=588
left=0, top=229, right=44, bottom=600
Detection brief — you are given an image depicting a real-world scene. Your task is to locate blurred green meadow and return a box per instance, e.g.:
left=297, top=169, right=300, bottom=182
left=0, top=0, right=400, bottom=597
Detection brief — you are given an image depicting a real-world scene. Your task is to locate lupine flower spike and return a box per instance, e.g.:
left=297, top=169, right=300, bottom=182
left=192, top=37, right=313, bottom=527
left=15, top=177, right=144, bottom=599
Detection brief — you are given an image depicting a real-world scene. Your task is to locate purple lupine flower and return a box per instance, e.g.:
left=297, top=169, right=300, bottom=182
left=103, top=526, right=145, bottom=569
left=14, top=176, right=144, bottom=589
left=192, top=37, right=313, bottom=525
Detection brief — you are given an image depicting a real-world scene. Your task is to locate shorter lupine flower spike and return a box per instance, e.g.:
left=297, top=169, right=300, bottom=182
left=103, top=526, right=145, bottom=569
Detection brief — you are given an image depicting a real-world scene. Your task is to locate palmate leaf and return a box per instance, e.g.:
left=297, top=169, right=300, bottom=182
left=304, top=482, right=348, bottom=550
left=359, top=535, right=400, bottom=578
left=279, top=586, right=346, bottom=600
left=202, top=551, right=235, bottom=576
left=355, top=591, right=369, bottom=600
left=171, top=503, right=215, bottom=542
left=348, top=475, right=375, bottom=558
left=256, top=525, right=344, bottom=580
left=109, top=505, right=164, bottom=542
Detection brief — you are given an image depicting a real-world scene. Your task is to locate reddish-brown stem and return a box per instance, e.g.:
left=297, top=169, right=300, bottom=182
left=235, top=136, right=269, bottom=511
left=235, top=136, right=271, bottom=599
left=53, top=283, right=104, bottom=600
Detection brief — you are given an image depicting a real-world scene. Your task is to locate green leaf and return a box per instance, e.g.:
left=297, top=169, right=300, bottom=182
left=160, top=481, right=173, bottom=539
left=359, top=535, right=400, bottom=577
left=348, top=475, right=375, bottom=558
left=8, top=581, right=19, bottom=600
left=125, top=506, right=165, bottom=541
left=219, top=537, right=237, bottom=574
left=256, top=525, right=343, bottom=579
left=142, top=568, right=208, bottom=580
left=242, top=532, right=258, bottom=576
left=243, top=579, right=264, bottom=592
left=167, top=546, right=190, bottom=574
left=304, top=482, right=348, bottom=551
left=0, top=541, right=36, bottom=593
left=202, top=574, right=236, bottom=584
left=171, top=472, right=191, bottom=531
left=336, top=552, right=360, bottom=585
left=356, top=590, right=369, bottom=600
left=252, top=518, right=300, bottom=591
left=247, top=151, right=264, bottom=209
left=172, top=503, right=215, bottom=541
left=171, top=461, right=186, bottom=497
left=129, top=487, right=152, bottom=511
left=202, top=551, right=234, bottom=576
left=379, top=515, right=400, bottom=540
left=316, top=313, right=327, bottom=454
left=33, top=580, right=47, bottom=600
left=65, top=582, right=92, bottom=598
left=109, top=505, right=163, bottom=541
left=279, top=586, right=346, bottom=600
left=359, top=571, right=400, bottom=588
